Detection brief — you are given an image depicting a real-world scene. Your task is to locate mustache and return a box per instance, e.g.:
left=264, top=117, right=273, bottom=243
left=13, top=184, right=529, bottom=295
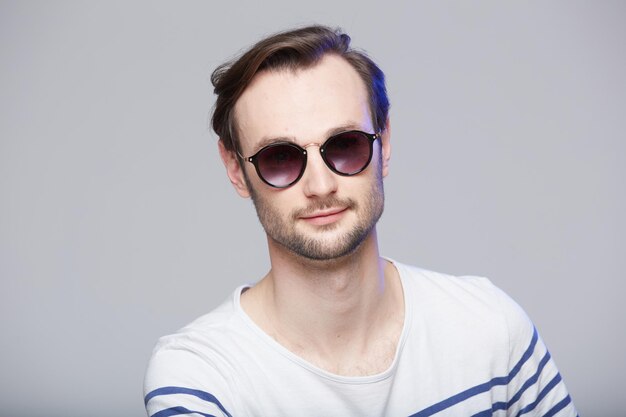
left=292, top=197, right=357, bottom=219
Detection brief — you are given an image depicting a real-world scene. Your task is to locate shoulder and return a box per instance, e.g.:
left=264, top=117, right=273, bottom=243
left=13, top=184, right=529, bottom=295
left=392, top=260, right=536, bottom=353
left=150, top=287, right=244, bottom=358
left=395, top=260, right=523, bottom=308
left=144, top=287, right=250, bottom=417
left=392, top=263, right=579, bottom=414
left=393, top=261, right=513, bottom=310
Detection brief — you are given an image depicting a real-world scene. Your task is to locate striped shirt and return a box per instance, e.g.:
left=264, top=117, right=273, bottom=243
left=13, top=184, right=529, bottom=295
left=144, top=261, right=577, bottom=417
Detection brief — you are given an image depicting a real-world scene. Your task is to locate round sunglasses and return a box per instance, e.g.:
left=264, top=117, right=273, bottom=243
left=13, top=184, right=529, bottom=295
left=237, top=130, right=381, bottom=188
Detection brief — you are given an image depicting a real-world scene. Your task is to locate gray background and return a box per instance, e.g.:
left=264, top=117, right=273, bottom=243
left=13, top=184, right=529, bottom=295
left=1, top=1, right=624, bottom=416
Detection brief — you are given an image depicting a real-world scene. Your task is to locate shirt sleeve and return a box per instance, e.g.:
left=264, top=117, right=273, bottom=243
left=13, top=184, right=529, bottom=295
left=488, top=282, right=579, bottom=417
left=143, top=338, right=238, bottom=417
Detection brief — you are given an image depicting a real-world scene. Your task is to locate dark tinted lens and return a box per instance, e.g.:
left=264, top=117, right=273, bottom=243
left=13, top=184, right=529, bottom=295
left=256, top=143, right=305, bottom=187
left=324, top=131, right=372, bottom=174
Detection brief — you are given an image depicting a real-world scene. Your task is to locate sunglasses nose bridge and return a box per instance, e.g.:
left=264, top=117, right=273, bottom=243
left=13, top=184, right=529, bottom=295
left=302, top=142, right=322, bottom=151
left=301, top=142, right=332, bottom=171
left=302, top=141, right=332, bottom=171
left=299, top=143, right=338, bottom=196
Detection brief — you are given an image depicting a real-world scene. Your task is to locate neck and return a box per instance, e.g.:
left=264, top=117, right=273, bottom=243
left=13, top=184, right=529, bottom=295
left=241, top=228, right=404, bottom=374
left=270, top=230, right=385, bottom=330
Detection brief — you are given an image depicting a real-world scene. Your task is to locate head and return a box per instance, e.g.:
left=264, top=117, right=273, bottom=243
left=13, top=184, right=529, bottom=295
left=211, top=25, right=391, bottom=261
left=211, top=25, right=390, bottom=154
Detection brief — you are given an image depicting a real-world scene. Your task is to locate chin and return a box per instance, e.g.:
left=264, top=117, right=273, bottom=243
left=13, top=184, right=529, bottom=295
left=281, top=224, right=373, bottom=262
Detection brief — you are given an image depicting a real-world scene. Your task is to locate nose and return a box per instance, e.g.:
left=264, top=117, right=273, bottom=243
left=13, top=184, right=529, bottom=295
left=300, top=144, right=338, bottom=197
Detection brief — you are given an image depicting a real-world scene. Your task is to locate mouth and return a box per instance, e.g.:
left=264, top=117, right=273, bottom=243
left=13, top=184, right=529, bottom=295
left=299, top=207, right=348, bottom=225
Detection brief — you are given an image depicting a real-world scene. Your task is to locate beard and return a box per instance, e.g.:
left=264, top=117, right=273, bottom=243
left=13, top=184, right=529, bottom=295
left=245, top=171, right=385, bottom=261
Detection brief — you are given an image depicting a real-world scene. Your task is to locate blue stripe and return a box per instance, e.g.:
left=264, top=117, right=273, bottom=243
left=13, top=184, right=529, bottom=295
left=472, top=400, right=507, bottom=417
left=145, top=386, right=233, bottom=417
left=508, top=350, right=552, bottom=405
left=151, top=406, right=217, bottom=417
left=469, top=349, right=553, bottom=417
left=409, top=327, right=539, bottom=417
left=542, top=395, right=572, bottom=417
left=517, top=373, right=562, bottom=416
left=470, top=409, right=494, bottom=417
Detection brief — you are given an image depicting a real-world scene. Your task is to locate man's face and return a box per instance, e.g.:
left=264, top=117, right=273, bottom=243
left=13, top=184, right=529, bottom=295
left=230, top=54, right=390, bottom=261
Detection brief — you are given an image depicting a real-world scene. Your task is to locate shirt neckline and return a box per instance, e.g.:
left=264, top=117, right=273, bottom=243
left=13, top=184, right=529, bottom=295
left=232, top=257, right=413, bottom=384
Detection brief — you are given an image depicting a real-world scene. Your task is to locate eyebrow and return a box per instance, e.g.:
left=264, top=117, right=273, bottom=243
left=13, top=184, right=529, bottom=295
left=250, top=122, right=367, bottom=155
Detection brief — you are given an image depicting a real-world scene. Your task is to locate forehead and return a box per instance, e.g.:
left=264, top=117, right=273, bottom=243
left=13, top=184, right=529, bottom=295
left=234, top=54, right=372, bottom=149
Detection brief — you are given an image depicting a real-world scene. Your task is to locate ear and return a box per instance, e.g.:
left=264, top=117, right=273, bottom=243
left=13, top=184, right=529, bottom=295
left=380, top=118, right=391, bottom=178
left=218, top=139, right=251, bottom=198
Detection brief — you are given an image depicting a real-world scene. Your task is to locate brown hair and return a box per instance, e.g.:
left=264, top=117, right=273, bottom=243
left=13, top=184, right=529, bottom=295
left=210, top=25, right=390, bottom=152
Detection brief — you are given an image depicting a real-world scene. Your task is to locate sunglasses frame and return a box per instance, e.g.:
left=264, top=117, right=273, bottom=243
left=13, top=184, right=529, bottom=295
left=237, top=130, right=381, bottom=188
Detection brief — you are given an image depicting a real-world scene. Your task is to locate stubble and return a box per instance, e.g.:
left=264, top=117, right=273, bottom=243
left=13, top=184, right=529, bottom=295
left=244, top=169, right=385, bottom=261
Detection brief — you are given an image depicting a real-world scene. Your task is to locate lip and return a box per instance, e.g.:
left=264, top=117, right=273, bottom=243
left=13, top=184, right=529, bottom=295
left=299, top=207, right=348, bottom=225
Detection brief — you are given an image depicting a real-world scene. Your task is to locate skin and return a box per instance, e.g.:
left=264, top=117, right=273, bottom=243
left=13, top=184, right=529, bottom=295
left=218, top=54, right=404, bottom=376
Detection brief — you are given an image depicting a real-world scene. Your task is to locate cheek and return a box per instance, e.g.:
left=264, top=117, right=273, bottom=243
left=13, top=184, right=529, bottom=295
left=253, top=187, right=299, bottom=216
left=276, top=193, right=301, bottom=215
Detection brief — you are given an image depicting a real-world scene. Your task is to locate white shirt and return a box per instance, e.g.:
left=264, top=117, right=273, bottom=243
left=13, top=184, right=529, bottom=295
left=144, top=260, right=577, bottom=417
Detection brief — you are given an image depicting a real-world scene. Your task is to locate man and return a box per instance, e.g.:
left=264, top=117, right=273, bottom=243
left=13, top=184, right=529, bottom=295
left=144, top=25, right=577, bottom=417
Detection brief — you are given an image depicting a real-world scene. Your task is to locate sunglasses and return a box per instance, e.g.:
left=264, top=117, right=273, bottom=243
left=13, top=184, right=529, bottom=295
left=237, top=130, right=381, bottom=188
